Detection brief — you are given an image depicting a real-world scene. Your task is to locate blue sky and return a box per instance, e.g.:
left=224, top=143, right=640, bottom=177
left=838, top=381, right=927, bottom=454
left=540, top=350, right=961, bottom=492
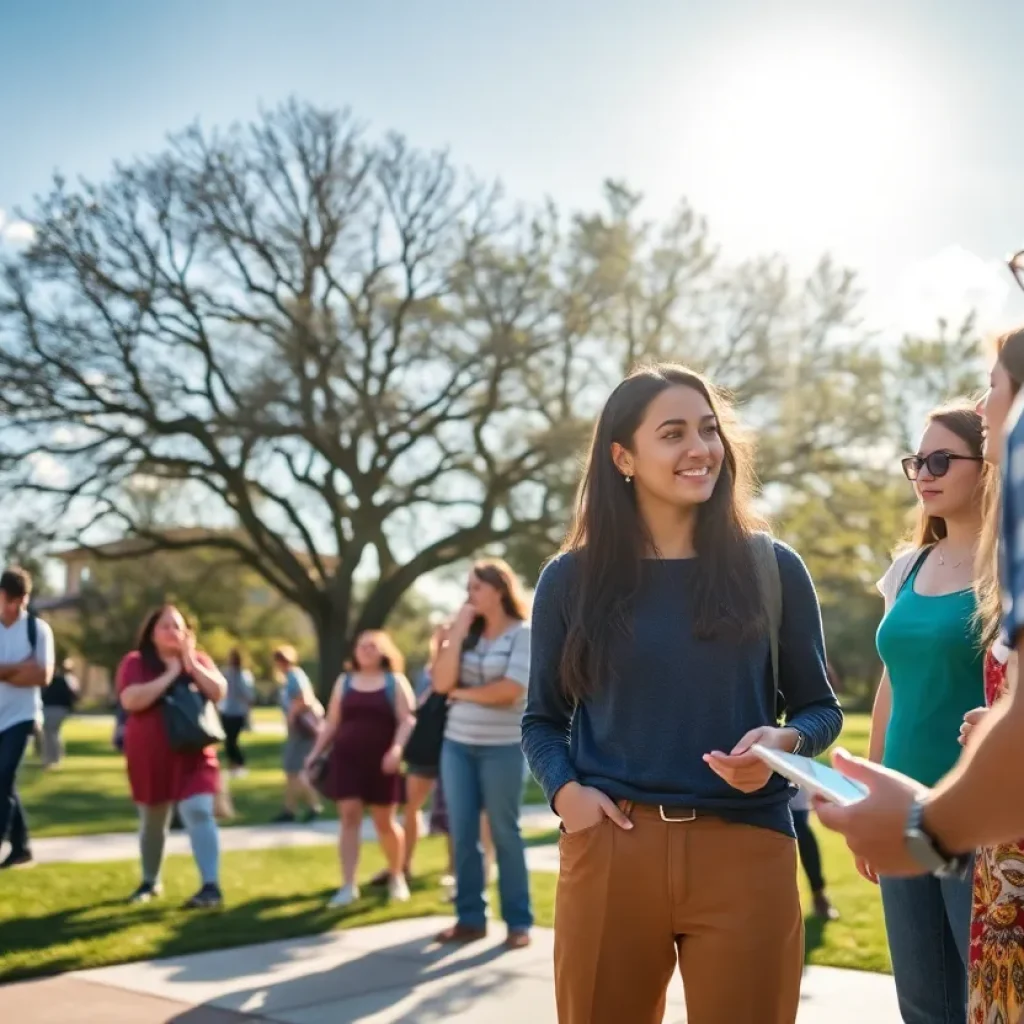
left=3, top=0, right=1024, bottom=333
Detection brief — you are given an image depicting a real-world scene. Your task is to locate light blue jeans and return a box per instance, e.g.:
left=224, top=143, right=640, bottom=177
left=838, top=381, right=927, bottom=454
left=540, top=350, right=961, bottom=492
left=138, top=793, right=219, bottom=887
left=441, top=739, right=533, bottom=931
left=879, top=868, right=973, bottom=1024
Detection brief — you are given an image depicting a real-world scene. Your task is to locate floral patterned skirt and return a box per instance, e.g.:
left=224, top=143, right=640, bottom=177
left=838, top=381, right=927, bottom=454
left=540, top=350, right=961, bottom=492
left=969, top=840, right=1024, bottom=1024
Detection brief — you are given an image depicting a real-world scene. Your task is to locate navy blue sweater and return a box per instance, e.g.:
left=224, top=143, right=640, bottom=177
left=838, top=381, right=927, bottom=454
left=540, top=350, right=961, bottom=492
left=521, top=542, right=843, bottom=837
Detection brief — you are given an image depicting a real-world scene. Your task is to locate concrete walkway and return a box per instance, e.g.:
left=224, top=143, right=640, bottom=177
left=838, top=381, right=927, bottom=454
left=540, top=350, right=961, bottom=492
left=6, top=916, right=900, bottom=1023
left=28, top=807, right=561, bottom=866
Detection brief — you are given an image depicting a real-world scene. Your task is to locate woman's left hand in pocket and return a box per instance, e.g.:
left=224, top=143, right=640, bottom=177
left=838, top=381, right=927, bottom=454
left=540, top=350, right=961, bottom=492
left=704, top=726, right=795, bottom=794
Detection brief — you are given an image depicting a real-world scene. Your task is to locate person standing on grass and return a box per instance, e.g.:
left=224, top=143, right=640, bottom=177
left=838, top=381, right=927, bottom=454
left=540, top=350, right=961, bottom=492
left=0, top=567, right=54, bottom=870
left=867, top=405, right=987, bottom=1024
left=219, top=648, right=255, bottom=778
left=305, top=630, right=417, bottom=908
left=367, top=621, right=456, bottom=891
left=41, top=659, right=78, bottom=769
left=272, top=645, right=323, bottom=824
left=522, top=364, right=842, bottom=1024
left=791, top=786, right=838, bottom=920
left=431, top=558, right=534, bottom=950
left=117, top=605, right=228, bottom=909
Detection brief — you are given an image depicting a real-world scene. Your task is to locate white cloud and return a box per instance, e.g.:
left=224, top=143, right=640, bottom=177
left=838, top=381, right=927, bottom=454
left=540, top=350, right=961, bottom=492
left=0, top=208, right=36, bottom=247
left=893, top=245, right=1012, bottom=336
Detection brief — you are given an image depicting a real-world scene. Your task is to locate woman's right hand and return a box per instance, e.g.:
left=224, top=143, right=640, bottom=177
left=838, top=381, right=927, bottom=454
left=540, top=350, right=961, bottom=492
left=451, top=602, right=477, bottom=638
left=959, top=707, right=988, bottom=746
left=855, top=855, right=879, bottom=885
left=554, top=782, right=633, bottom=834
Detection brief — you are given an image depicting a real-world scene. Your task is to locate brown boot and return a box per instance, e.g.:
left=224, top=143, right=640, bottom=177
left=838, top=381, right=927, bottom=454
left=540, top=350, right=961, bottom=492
left=435, top=923, right=488, bottom=944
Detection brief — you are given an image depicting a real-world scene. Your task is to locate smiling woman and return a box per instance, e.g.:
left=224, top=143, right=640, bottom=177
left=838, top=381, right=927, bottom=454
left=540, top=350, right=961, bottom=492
left=522, top=362, right=843, bottom=1024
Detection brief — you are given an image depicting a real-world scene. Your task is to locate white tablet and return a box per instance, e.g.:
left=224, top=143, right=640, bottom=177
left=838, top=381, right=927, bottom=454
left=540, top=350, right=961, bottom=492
left=750, top=743, right=868, bottom=807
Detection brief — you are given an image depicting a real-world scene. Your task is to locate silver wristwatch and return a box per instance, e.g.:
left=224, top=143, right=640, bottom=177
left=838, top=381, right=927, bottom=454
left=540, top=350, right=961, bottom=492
left=789, top=728, right=806, bottom=756
left=904, top=799, right=969, bottom=878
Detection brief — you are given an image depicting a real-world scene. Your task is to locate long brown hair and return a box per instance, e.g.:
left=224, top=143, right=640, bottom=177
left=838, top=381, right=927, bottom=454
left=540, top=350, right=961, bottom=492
left=559, top=363, right=767, bottom=701
left=976, top=326, right=1024, bottom=645
left=471, top=559, right=530, bottom=621
left=907, top=404, right=987, bottom=549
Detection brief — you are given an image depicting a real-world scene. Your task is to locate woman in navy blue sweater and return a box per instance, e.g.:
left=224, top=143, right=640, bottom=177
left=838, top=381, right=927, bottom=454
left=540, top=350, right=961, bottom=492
left=522, top=363, right=843, bottom=1024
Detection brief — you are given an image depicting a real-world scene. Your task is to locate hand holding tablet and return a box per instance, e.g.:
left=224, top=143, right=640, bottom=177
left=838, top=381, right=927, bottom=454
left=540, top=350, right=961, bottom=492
left=750, top=743, right=868, bottom=806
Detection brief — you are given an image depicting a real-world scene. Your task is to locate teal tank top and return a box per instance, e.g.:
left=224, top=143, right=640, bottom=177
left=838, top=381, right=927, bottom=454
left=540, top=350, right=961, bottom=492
left=876, top=553, right=985, bottom=786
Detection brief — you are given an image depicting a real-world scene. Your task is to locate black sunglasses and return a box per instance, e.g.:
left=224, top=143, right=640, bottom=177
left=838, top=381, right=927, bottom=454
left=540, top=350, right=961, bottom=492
left=1011, top=250, right=1024, bottom=295
left=901, top=451, right=984, bottom=481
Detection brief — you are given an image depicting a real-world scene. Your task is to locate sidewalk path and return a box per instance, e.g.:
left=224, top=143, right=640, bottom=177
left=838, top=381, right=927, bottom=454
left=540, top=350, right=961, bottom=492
left=6, top=916, right=900, bottom=1023
left=29, top=806, right=561, bottom=866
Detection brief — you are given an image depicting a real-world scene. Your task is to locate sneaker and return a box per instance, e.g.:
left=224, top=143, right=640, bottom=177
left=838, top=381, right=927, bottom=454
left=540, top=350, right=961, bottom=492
left=229, top=767, right=248, bottom=780
left=272, top=810, right=297, bottom=824
left=301, top=807, right=321, bottom=824
left=128, top=881, right=163, bottom=904
left=388, top=874, right=411, bottom=903
left=183, top=884, right=223, bottom=910
left=328, top=883, right=360, bottom=908
left=0, top=849, right=33, bottom=870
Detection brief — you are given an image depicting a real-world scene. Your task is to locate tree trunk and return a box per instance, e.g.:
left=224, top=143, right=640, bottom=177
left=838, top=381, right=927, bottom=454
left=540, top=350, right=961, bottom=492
left=313, top=603, right=350, bottom=701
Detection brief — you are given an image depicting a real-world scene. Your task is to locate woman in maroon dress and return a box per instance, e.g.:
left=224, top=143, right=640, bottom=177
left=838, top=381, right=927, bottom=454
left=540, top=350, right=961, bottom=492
left=117, top=604, right=228, bottom=908
left=306, top=630, right=417, bottom=908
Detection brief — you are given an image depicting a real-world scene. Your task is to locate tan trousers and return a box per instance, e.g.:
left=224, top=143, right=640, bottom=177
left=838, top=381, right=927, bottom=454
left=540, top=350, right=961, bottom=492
left=554, top=803, right=803, bottom=1024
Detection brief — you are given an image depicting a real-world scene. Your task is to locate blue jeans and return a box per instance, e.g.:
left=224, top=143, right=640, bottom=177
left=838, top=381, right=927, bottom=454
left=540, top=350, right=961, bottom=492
left=0, top=720, right=34, bottom=856
left=880, top=869, right=973, bottom=1024
left=441, top=739, right=533, bottom=931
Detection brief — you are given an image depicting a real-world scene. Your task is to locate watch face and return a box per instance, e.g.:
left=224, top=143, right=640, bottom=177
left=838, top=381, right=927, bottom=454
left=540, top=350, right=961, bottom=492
left=905, top=827, right=948, bottom=873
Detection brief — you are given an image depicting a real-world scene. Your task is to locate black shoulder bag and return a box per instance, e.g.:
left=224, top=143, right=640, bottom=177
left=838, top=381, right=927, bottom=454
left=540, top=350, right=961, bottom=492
left=163, top=674, right=226, bottom=752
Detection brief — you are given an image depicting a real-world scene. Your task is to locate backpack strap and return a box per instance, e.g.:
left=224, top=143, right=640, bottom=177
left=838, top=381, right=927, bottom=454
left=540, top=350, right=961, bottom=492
left=27, top=611, right=38, bottom=654
left=383, top=672, right=397, bottom=713
left=339, top=673, right=352, bottom=698
left=751, top=532, right=783, bottom=719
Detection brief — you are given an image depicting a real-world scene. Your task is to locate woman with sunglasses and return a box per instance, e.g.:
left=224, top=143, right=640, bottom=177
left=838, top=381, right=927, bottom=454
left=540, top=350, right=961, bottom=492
left=869, top=404, right=988, bottom=1024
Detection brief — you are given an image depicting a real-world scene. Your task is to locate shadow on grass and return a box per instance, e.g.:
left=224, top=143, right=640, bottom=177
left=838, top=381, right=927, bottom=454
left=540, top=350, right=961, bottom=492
left=803, top=915, right=827, bottom=962
left=0, top=873, right=452, bottom=984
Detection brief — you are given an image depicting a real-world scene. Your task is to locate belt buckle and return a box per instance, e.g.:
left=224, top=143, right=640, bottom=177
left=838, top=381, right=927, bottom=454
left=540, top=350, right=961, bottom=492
left=659, top=805, right=697, bottom=823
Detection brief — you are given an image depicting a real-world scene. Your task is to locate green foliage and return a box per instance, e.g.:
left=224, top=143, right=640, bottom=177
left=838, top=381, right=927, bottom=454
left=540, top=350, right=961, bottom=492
left=63, top=547, right=304, bottom=684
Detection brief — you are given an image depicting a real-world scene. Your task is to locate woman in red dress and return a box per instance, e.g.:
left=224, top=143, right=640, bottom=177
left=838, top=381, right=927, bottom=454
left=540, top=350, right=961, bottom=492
left=117, top=604, right=228, bottom=909
left=966, top=325, right=1024, bottom=1024
left=305, top=630, right=417, bottom=908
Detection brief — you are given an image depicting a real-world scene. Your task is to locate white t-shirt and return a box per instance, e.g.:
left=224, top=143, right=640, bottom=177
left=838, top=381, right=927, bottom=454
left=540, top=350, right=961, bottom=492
left=0, top=611, right=55, bottom=733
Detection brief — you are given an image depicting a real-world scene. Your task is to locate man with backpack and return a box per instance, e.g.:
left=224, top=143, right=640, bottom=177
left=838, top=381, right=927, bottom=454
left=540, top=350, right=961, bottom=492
left=0, top=567, right=55, bottom=868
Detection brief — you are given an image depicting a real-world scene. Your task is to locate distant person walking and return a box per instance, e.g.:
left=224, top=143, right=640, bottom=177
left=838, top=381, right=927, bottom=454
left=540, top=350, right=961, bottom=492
left=272, top=646, right=323, bottom=824
left=41, top=658, right=79, bottom=768
left=117, top=604, right=228, bottom=908
left=0, top=567, right=55, bottom=869
left=306, top=630, right=417, bottom=907
left=219, top=649, right=255, bottom=777
left=791, top=787, right=838, bottom=920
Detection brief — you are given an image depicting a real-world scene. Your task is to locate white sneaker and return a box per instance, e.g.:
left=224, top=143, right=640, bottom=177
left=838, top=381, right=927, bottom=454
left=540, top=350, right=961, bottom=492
left=328, top=884, right=360, bottom=908
left=388, top=875, right=411, bottom=903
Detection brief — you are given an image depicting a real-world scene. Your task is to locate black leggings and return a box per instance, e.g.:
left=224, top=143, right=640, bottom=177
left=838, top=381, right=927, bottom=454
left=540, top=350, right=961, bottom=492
left=220, top=714, right=246, bottom=768
left=792, top=809, right=825, bottom=893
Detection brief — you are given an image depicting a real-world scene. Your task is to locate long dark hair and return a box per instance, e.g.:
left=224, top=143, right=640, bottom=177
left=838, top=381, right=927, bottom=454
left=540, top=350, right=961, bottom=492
left=907, top=404, right=987, bottom=549
left=560, top=363, right=767, bottom=701
left=137, top=603, right=187, bottom=676
left=976, top=327, right=1024, bottom=645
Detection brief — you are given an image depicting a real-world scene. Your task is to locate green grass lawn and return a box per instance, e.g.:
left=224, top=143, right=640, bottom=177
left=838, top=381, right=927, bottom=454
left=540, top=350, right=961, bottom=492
left=4, top=710, right=886, bottom=982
